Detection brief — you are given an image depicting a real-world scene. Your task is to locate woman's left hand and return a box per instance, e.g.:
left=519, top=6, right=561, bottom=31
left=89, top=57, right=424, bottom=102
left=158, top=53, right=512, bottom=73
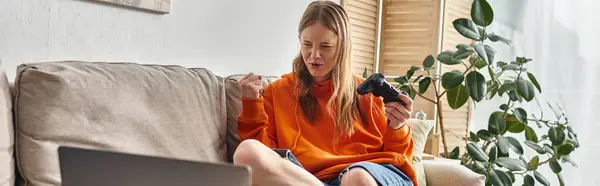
left=384, top=94, right=414, bottom=130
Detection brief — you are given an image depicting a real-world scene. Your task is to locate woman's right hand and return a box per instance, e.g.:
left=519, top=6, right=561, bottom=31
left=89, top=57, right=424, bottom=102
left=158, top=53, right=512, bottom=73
left=239, top=73, right=263, bottom=99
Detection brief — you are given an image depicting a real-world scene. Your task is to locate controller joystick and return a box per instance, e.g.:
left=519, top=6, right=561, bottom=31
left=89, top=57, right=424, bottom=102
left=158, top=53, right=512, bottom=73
left=357, top=73, right=408, bottom=105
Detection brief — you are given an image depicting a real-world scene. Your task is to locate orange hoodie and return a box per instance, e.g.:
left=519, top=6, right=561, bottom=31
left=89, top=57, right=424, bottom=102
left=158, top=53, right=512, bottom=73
left=238, top=72, right=417, bottom=185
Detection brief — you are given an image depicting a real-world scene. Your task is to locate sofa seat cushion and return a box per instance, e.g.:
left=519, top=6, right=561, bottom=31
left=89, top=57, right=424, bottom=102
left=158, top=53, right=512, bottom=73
left=0, top=61, right=15, bottom=186
left=14, top=61, right=228, bottom=186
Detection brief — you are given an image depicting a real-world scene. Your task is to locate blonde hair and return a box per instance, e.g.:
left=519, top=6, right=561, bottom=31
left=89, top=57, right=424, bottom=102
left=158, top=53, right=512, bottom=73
left=293, top=1, right=363, bottom=137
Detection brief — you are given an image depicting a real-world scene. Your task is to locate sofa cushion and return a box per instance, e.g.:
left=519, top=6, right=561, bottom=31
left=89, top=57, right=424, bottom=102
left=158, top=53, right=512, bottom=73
left=224, top=74, right=279, bottom=162
left=14, top=61, right=228, bottom=186
left=0, top=60, right=15, bottom=186
left=407, top=119, right=435, bottom=186
left=224, top=74, right=433, bottom=185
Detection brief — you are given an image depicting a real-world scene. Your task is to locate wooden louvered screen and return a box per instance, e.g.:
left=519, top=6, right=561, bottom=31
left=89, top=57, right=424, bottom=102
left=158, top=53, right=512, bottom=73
left=377, top=0, right=442, bottom=120
left=343, top=0, right=380, bottom=75
left=343, top=0, right=473, bottom=156
left=438, top=0, right=473, bottom=153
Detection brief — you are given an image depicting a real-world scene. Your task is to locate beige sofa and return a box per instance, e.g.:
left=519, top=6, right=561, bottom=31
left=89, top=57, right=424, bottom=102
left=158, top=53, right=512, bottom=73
left=0, top=61, right=484, bottom=186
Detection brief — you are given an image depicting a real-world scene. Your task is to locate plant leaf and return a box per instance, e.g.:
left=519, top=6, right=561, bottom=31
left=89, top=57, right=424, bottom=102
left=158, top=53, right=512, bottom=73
left=496, top=157, right=527, bottom=171
left=499, top=104, right=509, bottom=111
left=524, top=140, right=546, bottom=154
left=505, top=114, right=521, bottom=133
left=498, top=81, right=515, bottom=96
left=496, top=135, right=510, bottom=154
left=453, top=47, right=473, bottom=60
left=487, top=82, right=499, bottom=99
left=516, top=79, right=536, bottom=102
left=450, top=146, right=460, bottom=159
left=471, top=0, right=494, bottom=26
left=519, top=156, right=529, bottom=166
left=442, top=71, right=465, bottom=89
left=558, top=144, right=575, bottom=155
left=413, top=75, right=424, bottom=83
left=527, top=72, right=542, bottom=93
left=506, top=136, right=524, bottom=155
left=419, top=77, right=431, bottom=94
left=544, top=144, right=555, bottom=154
left=395, top=76, right=408, bottom=85
left=513, top=108, right=527, bottom=123
left=474, top=59, right=488, bottom=69
left=550, top=158, right=562, bottom=173
left=562, top=155, right=578, bottom=167
left=453, top=18, right=481, bottom=40
left=496, top=170, right=512, bottom=186
left=423, top=55, right=435, bottom=68
left=457, top=43, right=474, bottom=50
left=467, top=143, right=489, bottom=162
left=529, top=156, right=539, bottom=170
left=447, top=84, right=469, bottom=109
left=502, top=64, right=519, bottom=71
left=489, top=146, right=498, bottom=162
left=362, top=68, right=368, bottom=78
left=438, top=51, right=463, bottom=65
left=523, top=175, right=535, bottom=186
left=488, top=112, right=506, bottom=135
left=488, top=33, right=512, bottom=46
left=525, top=126, right=539, bottom=143
left=399, top=86, right=415, bottom=100
left=465, top=163, right=486, bottom=174
left=477, top=129, right=493, bottom=141
left=534, top=171, right=550, bottom=186
left=474, top=44, right=496, bottom=64
left=507, top=121, right=526, bottom=133
left=516, top=57, right=532, bottom=64
left=497, top=61, right=507, bottom=68
left=488, top=169, right=504, bottom=186
left=466, top=71, right=486, bottom=102
left=407, top=66, right=421, bottom=79
left=549, top=127, right=566, bottom=146
left=508, top=90, right=521, bottom=102
left=469, top=131, right=480, bottom=142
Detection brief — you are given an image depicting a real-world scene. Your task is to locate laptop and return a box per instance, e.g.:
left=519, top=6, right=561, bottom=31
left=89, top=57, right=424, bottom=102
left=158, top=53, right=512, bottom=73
left=58, top=146, right=251, bottom=186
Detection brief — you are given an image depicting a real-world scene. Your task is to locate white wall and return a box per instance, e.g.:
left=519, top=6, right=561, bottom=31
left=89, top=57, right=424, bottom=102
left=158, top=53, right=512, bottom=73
left=470, top=0, right=600, bottom=185
left=0, top=0, right=328, bottom=81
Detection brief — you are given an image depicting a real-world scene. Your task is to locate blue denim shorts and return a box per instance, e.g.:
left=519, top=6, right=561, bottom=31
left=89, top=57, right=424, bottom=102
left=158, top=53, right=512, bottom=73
left=283, top=150, right=414, bottom=186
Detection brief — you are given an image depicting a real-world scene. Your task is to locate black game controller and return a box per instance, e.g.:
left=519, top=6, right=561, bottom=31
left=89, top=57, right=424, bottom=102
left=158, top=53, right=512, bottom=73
left=357, top=73, right=407, bottom=105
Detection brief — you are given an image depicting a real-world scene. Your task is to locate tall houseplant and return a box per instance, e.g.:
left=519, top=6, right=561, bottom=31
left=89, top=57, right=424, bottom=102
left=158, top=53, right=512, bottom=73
left=370, top=0, right=581, bottom=185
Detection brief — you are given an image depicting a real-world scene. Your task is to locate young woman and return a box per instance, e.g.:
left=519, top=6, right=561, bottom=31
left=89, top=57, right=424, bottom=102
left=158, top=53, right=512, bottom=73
left=233, top=1, right=416, bottom=186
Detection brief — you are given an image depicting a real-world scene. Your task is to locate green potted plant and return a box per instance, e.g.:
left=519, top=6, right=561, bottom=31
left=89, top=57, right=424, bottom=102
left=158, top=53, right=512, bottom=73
left=366, top=0, right=581, bottom=185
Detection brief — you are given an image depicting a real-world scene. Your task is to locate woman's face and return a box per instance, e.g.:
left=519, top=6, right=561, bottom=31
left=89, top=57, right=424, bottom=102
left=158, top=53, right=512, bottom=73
left=300, top=22, right=339, bottom=82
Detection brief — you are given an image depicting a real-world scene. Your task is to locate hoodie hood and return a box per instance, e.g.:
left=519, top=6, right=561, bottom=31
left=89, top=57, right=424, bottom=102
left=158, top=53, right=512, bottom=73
left=281, top=72, right=334, bottom=96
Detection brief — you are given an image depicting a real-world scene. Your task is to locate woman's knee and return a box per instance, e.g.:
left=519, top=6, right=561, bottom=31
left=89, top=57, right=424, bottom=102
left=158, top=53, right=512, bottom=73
left=233, top=139, right=271, bottom=170
left=340, top=168, right=377, bottom=186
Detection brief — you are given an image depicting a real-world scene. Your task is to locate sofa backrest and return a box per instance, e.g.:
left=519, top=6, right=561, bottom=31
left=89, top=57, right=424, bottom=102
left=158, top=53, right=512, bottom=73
left=13, top=61, right=229, bottom=186
left=0, top=61, right=15, bottom=186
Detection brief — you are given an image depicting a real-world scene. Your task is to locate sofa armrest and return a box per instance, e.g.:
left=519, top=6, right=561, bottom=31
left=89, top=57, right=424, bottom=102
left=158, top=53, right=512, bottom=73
left=422, top=159, right=486, bottom=186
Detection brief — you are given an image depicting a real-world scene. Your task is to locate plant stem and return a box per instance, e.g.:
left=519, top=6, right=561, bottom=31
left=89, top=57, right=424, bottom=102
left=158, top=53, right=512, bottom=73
left=410, top=87, right=437, bottom=104
left=539, top=156, right=554, bottom=165
left=485, top=159, right=494, bottom=185
left=482, top=140, right=492, bottom=152
left=437, top=99, right=449, bottom=158
left=431, top=71, right=450, bottom=158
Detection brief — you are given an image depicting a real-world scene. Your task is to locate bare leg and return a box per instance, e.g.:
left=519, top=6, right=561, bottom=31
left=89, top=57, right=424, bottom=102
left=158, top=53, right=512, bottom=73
left=340, top=168, right=377, bottom=186
left=233, top=139, right=323, bottom=186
